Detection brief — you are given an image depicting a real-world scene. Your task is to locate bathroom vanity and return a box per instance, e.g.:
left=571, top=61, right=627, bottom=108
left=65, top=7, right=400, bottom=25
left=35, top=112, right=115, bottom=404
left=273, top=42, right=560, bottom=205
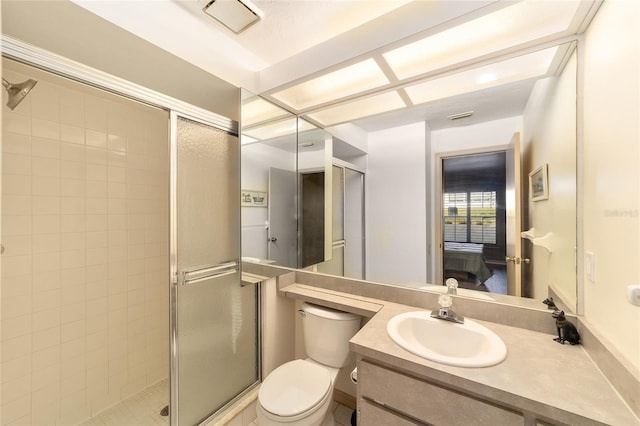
left=351, top=303, right=637, bottom=426
left=358, top=360, right=522, bottom=425
left=273, top=276, right=640, bottom=426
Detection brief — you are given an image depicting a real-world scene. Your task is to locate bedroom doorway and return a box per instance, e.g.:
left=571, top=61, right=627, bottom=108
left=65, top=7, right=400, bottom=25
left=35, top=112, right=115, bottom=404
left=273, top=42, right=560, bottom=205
left=439, top=151, right=508, bottom=294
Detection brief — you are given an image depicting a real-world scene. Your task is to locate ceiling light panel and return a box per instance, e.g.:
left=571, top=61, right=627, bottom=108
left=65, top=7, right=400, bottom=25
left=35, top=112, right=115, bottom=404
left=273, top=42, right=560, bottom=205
left=307, top=91, right=406, bottom=127
left=405, top=45, right=559, bottom=106
left=241, top=96, right=291, bottom=126
left=242, top=115, right=317, bottom=142
left=242, top=116, right=297, bottom=141
left=383, top=0, right=581, bottom=80
left=270, top=59, right=390, bottom=111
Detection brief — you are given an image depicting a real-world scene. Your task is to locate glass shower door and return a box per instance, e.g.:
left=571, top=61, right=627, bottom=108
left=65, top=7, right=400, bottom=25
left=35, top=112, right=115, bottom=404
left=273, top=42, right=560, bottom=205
left=344, top=168, right=365, bottom=279
left=317, top=165, right=345, bottom=276
left=170, top=113, right=259, bottom=425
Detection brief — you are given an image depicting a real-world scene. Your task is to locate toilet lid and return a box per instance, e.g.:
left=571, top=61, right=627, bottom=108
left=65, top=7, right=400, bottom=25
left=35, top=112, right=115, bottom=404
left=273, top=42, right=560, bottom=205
left=259, top=359, right=331, bottom=417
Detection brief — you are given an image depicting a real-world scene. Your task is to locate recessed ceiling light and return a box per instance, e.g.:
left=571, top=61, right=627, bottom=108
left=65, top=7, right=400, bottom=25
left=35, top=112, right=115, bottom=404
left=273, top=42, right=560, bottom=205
left=270, top=59, right=390, bottom=111
left=242, top=116, right=318, bottom=141
left=202, top=0, right=262, bottom=34
left=383, top=0, right=581, bottom=80
left=242, top=116, right=297, bottom=141
left=242, top=96, right=291, bottom=126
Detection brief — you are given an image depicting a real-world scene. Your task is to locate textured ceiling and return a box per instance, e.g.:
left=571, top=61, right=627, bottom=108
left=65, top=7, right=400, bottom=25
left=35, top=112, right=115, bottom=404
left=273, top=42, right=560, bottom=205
left=70, top=1, right=501, bottom=90
left=178, top=0, right=413, bottom=65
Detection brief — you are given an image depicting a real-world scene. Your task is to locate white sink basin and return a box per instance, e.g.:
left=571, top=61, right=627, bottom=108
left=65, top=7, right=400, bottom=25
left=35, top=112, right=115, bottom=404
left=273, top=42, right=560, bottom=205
left=386, top=311, right=507, bottom=367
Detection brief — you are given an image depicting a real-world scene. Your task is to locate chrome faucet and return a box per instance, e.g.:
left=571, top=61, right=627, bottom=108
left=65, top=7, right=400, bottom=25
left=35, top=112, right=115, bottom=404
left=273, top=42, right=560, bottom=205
left=431, top=294, right=465, bottom=324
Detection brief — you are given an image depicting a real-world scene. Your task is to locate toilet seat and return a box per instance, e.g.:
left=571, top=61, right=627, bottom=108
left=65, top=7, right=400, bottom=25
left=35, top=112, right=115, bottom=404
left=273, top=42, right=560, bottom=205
left=258, top=359, right=332, bottom=420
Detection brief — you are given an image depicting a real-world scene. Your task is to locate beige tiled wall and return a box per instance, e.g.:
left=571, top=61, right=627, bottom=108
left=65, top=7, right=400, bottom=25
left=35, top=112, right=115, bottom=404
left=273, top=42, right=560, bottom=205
left=1, top=61, right=170, bottom=425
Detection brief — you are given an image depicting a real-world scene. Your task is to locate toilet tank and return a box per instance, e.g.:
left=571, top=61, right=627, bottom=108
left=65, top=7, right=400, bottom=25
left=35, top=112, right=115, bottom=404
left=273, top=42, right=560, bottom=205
left=301, top=303, right=361, bottom=368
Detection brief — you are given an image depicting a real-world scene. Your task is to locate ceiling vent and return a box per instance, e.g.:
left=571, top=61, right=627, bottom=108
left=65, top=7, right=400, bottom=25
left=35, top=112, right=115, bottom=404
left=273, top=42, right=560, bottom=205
left=447, top=111, right=474, bottom=121
left=202, top=0, right=262, bottom=34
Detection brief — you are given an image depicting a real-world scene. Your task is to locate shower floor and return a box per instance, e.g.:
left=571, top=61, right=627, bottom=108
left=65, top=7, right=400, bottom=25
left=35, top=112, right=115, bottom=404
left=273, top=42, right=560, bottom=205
left=80, top=379, right=169, bottom=426
left=78, top=379, right=355, bottom=426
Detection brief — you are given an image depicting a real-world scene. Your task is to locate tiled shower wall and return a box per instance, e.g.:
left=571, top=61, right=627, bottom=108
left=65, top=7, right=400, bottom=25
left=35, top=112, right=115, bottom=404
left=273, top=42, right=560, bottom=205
left=1, top=62, right=170, bottom=425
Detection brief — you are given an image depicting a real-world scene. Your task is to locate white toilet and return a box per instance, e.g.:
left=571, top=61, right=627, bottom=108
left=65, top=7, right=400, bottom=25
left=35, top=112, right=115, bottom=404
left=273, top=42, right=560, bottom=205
left=256, top=302, right=361, bottom=426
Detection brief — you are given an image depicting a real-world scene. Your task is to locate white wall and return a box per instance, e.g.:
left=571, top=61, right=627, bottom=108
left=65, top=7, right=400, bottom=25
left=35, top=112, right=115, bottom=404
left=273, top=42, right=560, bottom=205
left=522, top=52, right=577, bottom=304
left=326, top=123, right=369, bottom=155
left=582, top=0, right=640, bottom=371
left=365, top=118, right=523, bottom=285
left=431, top=117, right=523, bottom=155
left=366, top=122, right=427, bottom=285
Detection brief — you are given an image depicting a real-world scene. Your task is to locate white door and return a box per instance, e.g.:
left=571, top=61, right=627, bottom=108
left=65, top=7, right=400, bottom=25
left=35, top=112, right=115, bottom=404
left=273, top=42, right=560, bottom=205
left=505, top=132, right=524, bottom=296
left=268, top=167, right=297, bottom=267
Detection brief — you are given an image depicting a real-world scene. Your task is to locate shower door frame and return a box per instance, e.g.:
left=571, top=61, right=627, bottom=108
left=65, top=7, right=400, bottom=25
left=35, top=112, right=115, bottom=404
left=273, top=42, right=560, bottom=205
left=2, top=34, right=261, bottom=426
left=169, top=111, right=261, bottom=425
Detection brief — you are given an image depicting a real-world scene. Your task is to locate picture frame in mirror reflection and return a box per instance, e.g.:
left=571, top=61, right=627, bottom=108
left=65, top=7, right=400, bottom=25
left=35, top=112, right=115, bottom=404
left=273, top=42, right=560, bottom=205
left=529, top=164, right=549, bottom=201
left=241, top=190, right=268, bottom=207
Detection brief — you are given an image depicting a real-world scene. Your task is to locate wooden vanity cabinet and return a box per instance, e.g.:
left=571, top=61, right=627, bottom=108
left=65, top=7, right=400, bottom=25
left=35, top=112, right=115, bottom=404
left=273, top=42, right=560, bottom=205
left=357, top=359, right=527, bottom=426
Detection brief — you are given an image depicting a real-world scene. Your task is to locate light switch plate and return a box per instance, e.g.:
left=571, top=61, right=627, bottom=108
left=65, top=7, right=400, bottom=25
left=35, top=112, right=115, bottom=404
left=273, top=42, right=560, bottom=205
left=585, top=251, right=595, bottom=282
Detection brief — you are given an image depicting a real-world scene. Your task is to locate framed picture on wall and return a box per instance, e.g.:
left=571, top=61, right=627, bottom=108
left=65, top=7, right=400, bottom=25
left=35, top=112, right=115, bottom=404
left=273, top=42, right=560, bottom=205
left=529, top=164, right=549, bottom=201
left=241, top=190, right=268, bottom=207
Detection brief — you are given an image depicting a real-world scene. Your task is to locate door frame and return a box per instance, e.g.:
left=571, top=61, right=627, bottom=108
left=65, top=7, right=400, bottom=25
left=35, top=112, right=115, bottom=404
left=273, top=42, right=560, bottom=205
left=343, top=167, right=366, bottom=280
left=434, top=144, right=510, bottom=286
left=333, top=159, right=366, bottom=280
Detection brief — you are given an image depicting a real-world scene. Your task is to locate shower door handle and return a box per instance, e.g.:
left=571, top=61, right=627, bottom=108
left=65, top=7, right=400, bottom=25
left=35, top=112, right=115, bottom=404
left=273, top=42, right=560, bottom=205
left=179, top=261, right=238, bottom=286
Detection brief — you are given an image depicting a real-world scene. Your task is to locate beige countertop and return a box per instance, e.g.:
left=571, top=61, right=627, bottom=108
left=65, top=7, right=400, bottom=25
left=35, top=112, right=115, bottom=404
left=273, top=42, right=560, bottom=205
left=281, top=283, right=640, bottom=426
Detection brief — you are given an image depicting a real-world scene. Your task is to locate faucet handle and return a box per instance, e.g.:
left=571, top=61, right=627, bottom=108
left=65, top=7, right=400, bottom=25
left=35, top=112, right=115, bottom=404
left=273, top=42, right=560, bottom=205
left=446, top=278, right=458, bottom=294
left=431, top=294, right=464, bottom=323
left=438, top=294, right=453, bottom=308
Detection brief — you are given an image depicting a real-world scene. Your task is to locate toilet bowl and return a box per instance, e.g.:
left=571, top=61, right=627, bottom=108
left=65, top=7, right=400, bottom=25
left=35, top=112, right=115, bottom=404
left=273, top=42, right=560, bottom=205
left=256, top=359, right=338, bottom=426
left=256, top=303, right=361, bottom=426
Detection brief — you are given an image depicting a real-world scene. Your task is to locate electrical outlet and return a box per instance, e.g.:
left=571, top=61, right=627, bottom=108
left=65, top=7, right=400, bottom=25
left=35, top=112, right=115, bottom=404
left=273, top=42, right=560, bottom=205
left=585, top=251, right=595, bottom=282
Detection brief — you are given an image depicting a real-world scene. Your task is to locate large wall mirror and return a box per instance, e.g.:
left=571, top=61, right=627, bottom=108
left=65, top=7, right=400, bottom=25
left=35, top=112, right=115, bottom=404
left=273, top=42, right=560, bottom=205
left=240, top=90, right=298, bottom=268
left=241, top=40, right=578, bottom=312
left=241, top=92, right=333, bottom=269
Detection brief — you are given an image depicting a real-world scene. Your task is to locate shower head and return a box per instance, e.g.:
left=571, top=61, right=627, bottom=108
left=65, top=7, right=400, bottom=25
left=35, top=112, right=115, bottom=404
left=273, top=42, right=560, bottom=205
left=2, top=77, right=38, bottom=110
